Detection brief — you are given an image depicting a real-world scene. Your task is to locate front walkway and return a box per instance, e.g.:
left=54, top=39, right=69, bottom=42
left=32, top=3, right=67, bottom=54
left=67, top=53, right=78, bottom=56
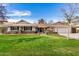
left=59, top=33, right=79, bottom=39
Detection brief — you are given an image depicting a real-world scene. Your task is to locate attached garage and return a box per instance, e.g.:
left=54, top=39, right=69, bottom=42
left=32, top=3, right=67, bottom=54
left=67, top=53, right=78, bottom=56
left=52, top=22, right=73, bottom=34
left=54, top=27, right=71, bottom=34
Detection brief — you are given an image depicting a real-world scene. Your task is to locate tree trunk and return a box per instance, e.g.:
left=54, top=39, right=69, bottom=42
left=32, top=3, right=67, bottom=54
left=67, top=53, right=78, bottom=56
left=67, top=24, right=71, bottom=40
left=67, top=26, right=70, bottom=40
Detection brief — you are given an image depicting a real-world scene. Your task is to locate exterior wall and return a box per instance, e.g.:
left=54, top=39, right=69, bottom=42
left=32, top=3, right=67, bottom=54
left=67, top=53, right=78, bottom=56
left=7, top=27, right=11, bottom=32
left=0, top=27, right=8, bottom=34
left=32, top=27, right=36, bottom=32
left=6, top=26, right=19, bottom=33
left=5, top=26, right=37, bottom=34
left=54, top=27, right=71, bottom=34
left=0, top=27, right=3, bottom=34
left=5, top=26, right=72, bottom=34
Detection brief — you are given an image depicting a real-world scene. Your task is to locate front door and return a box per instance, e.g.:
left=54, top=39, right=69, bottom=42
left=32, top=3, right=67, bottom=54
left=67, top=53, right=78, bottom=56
left=36, top=28, right=44, bottom=33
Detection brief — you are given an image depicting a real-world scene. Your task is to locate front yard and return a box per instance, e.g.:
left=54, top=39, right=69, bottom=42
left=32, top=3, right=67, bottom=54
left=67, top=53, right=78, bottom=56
left=0, top=34, right=79, bottom=56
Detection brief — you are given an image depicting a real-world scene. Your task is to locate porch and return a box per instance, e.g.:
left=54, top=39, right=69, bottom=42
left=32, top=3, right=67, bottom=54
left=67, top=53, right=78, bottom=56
left=6, top=26, right=36, bottom=34
left=6, top=26, right=47, bottom=34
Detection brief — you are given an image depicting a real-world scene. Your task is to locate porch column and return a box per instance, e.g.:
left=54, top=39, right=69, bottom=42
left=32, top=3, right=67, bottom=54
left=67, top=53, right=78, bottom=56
left=19, top=26, right=21, bottom=34
left=44, top=28, right=45, bottom=33
left=32, top=27, right=36, bottom=32
left=7, top=27, right=11, bottom=32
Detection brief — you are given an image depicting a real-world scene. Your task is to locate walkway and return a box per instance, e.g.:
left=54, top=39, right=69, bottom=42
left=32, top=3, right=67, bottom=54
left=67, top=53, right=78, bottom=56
left=59, top=33, right=79, bottom=39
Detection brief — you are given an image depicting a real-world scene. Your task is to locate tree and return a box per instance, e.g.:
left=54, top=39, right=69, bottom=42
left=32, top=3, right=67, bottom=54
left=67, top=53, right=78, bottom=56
left=61, top=4, right=79, bottom=40
left=38, top=18, right=46, bottom=24
left=0, top=4, right=8, bottom=23
left=0, top=3, right=8, bottom=33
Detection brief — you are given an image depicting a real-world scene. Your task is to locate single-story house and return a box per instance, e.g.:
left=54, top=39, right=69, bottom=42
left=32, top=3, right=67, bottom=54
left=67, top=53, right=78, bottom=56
left=0, top=19, right=49, bottom=34
left=0, top=19, right=78, bottom=34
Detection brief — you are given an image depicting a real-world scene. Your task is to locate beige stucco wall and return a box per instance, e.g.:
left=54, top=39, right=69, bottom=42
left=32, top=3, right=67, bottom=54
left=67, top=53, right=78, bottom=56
left=0, top=27, right=3, bottom=33
left=0, top=27, right=7, bottom=34
left=32, top=27, right=36, bottom=32
left=76, top=28, right=79, bottom=33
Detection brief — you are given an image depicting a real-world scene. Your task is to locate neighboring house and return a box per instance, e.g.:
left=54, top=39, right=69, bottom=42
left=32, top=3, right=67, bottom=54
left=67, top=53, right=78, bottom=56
left=0, top=19, right=78, bottom=34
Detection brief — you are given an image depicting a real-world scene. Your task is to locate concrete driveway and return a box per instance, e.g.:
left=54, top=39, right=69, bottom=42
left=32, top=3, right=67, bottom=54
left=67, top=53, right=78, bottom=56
left=59, top=33, right=79, bottom=39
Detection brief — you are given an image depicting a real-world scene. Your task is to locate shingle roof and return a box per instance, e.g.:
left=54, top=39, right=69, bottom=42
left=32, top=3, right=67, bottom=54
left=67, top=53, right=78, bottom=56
left=48, top=22, right=69, bottom=28
left=0, top=20, right=77, bottom=28
left=16, top=20, right=30, bottom=24
left=3, top=20, right=37, bottom=27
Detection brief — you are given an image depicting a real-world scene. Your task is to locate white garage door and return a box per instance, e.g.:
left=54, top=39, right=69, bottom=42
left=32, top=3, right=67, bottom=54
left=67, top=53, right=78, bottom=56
left=54, top=27, right=71, bottom=34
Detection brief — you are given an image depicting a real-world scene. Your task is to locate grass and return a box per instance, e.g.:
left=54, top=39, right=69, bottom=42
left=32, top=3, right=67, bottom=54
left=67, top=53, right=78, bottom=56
left=0, top=34, right=79, bottom=56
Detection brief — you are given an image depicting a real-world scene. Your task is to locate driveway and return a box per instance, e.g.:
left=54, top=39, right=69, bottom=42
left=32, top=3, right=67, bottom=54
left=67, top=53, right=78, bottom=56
left=59, top=33, right=79, bottom=39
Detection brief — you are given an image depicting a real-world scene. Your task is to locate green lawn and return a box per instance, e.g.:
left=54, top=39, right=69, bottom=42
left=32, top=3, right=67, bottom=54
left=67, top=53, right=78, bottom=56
left=0, top=34, right=79, bottom=56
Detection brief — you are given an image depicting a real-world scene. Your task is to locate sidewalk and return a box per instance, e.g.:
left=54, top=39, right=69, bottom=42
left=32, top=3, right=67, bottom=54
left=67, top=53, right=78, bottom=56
left=59, top=33, right=79, bottom=39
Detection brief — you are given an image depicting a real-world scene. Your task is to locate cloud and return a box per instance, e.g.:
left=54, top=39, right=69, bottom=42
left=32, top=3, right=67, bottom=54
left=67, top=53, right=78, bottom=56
left=7, top=10, right=31, bottom=17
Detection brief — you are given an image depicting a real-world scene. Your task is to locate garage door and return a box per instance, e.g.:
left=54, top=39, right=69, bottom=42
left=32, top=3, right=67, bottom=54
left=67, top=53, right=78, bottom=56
left=54, top=27, right=71, bottom=34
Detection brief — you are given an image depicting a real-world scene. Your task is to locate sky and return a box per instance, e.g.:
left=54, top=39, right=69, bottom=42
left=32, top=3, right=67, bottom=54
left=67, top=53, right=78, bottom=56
left=4, top=3, right=66, bottom=23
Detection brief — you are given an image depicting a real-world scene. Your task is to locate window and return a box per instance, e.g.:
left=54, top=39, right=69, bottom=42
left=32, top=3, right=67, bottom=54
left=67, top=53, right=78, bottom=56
left=10, top=26, right=19, bottom=30
left=24, top=26, right=32, bottom=31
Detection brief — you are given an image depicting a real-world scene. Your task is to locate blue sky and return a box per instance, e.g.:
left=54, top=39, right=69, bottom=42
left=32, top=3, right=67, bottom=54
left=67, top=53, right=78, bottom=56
left=5, top=3, right=65, bottom=23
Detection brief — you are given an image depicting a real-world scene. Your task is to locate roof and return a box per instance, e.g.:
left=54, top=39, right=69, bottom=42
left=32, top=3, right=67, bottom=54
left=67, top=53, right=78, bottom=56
left=5, top=23, right=37, bottom=27
left=1, top=20, right=37, bottom=27
left=0, top=20, right=78, bottom=28
left=16, top=20, right=30, bottom=24
left=49, top=22, right=69, bottom=28
left=37, top=23, right=48, bottom=28
left=1, top=21, right=69, bottom=28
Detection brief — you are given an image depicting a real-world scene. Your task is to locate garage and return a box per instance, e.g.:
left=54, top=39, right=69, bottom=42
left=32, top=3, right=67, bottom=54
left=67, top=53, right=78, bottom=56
left=54, top=27, right=71, bottom=34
